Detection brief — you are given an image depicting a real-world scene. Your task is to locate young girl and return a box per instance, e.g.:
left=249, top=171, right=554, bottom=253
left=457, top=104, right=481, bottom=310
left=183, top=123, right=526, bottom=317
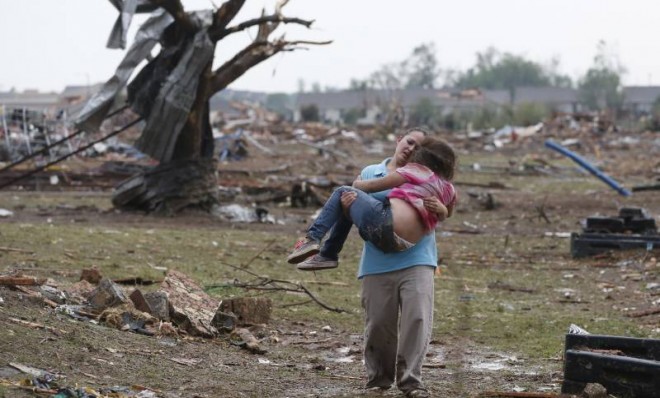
left=287, top=136, right=457, bottom=269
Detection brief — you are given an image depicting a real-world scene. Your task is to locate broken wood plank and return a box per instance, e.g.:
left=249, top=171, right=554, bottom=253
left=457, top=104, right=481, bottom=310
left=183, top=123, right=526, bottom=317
left=0, top=276, right=47, bottom=286
left=0, top=246, right=34, bottom=254
left=161, top=269, right=219, bottom=337
left=487, top=281, right=535, bottom=294
left=478, top=392, right=564, bottom=398
left=626, top=307, right=660, bottom=318
left=7, top=318, right=66, bottom=335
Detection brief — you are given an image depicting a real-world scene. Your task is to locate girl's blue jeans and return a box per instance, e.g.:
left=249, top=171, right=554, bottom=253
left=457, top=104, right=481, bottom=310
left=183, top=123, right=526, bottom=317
left=307, top=186, right=398, bottom=259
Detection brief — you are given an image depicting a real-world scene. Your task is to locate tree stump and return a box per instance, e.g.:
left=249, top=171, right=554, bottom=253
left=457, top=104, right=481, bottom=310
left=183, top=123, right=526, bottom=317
left=112, top=158, right=218, bottom=214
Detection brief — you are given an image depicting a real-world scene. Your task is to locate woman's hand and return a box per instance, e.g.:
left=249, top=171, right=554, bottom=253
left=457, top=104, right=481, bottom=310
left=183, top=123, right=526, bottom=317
left=423, top=197, right=449, bottom=221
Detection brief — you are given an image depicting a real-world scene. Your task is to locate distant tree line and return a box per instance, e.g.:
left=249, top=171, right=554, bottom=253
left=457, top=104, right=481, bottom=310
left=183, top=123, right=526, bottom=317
left=267, top=40, right=637, bottom=129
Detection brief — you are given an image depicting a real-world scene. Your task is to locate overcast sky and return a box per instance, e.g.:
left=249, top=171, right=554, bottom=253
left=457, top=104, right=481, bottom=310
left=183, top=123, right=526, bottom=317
left=2, top=0, right=659, bottom=93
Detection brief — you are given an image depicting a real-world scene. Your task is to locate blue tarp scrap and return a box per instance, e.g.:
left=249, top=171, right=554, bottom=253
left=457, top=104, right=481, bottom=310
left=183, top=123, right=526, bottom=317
left=216, top=130, right=248, bottom=162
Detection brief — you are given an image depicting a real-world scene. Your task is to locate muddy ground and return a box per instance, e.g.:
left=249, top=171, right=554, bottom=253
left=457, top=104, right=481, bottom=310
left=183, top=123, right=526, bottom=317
left=0, top=128, right=659, bottom=397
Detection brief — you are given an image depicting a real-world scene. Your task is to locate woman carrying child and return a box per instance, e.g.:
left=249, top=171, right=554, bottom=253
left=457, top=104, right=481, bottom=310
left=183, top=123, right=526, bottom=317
left=287, top=135, right=456, bottom=269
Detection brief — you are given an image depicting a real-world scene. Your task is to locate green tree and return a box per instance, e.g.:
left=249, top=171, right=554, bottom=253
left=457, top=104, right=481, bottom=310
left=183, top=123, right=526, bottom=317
left=646, top=96, right=660, bottom=131
left=349, top=78, right=369, bottom=91
left=513, top=102, right=549, bottom=126
left=408, top=98, right=438, bottom=127
left=300, top=104, right=319, bottom=122
left=455, top=47, right=571, bottom=91
left=343, top=107, right=366, bottom=125
left=578, top=41, right=624, bottom=111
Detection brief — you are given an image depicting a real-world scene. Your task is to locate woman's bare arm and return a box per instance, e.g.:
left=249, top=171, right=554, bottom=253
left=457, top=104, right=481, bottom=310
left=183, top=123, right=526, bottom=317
left=352, top=172, right=406, bottom=193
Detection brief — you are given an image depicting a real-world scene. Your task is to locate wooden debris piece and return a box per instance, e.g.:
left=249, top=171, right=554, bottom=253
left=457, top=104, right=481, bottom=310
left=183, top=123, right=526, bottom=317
left=626, top=307, right=660, bottom=318
left=129, top=289, right=152, bottom=314
left=487, top=281, right=535, bottom=294
left=478, top=392, right=565, bottom=397
left=80, top=268, right=103, bottom=284
left=211, top=310, right=237, bottom=332
left=0, top=246, right=34, bottom=254
left=87, top=278, right=129, bottom=310
left=144, top=291, right=171, bottom=321
left=169, top=357, right=201, bottom=367
left=114, top=277, right=161, bottom=285
left=160, top=270, right=218, bottom=337
left=7, top=317, right=67, bottom=336
left=220, top=297, right=272, bottom=326
left=231, top=328, right=266, bottom=354
left=0, top=276, right=46, bottom=286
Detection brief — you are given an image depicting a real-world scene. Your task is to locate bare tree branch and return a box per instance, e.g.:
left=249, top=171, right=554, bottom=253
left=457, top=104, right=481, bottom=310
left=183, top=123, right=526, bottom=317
left=210, top=40, right=283, bottom=93
left=212, top=0, right=245, bottom=32
left=209, top=38, right=330, bottom=94
left=209, top=15, right=314, bottom=42
left=212, top=261, right=349, bottom=313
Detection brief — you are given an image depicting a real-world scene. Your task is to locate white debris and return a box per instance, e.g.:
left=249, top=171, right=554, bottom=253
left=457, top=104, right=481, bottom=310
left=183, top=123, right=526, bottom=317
left=0, top=208, right=14, bottom=218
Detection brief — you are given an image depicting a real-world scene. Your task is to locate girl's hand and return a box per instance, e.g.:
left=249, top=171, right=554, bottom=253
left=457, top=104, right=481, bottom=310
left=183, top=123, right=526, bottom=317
left=340, top=191, right=357, bottom=217
left=423, top=197, right=449, bottom=221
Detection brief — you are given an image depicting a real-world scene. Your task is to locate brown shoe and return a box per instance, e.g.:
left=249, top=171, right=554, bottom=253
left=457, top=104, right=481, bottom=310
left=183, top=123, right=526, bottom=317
left=297, top=254, right=338, bottom=271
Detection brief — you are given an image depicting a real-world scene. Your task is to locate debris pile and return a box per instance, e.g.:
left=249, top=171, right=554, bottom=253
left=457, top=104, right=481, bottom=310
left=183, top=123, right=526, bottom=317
left=0, top=268, right=271, bottom=349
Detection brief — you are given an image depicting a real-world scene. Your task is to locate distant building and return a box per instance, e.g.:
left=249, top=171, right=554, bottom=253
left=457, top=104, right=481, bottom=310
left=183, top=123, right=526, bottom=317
left=483, top=86, right=581, bottom=113
left=294, top=88, right=494, bottom=125
left=622, top=86, right=660, bottom=115
left=0, top=90, right=60, bottom=114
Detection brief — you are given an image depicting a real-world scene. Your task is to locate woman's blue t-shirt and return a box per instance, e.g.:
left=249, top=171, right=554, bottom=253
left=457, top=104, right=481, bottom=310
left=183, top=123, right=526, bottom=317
left=357, top=158, right=438, bottom=278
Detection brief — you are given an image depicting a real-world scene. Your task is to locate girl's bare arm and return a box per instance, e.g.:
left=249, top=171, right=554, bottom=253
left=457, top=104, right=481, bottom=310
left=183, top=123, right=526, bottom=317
left=352, top=172, right=406, bottom=193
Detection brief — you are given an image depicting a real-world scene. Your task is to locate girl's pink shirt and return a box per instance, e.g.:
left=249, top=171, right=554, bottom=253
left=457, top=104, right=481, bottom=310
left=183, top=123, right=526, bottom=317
left=388, top=163, right=457, bottom=232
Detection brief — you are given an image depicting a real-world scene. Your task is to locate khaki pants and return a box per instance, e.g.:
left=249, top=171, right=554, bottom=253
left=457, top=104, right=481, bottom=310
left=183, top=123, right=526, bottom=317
left=361, top=265, right=434, bottom=393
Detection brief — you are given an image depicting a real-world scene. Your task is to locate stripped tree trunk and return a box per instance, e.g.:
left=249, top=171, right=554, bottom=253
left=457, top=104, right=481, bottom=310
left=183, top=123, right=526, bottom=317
left=106, top=0, right=329, bottom=214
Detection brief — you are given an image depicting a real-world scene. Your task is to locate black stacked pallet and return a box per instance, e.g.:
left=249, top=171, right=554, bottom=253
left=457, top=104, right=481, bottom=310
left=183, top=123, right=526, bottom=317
left=571, top=207, right=659, bottom=258
left=562, top=334, right=660, bottom=397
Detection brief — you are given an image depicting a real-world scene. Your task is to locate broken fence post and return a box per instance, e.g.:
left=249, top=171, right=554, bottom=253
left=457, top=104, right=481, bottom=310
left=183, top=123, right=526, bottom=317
left=544, top=140, right=632, bottom=197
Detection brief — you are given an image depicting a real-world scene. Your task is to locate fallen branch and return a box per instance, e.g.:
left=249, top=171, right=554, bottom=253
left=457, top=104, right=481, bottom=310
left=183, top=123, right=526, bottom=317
left=279, top=299, right=313, bottom=307
left=626, top=307, right=660, bottom=318
left=8, top=317, right=67, bottom=335
left=0, top=246, right=34, bottom=254
left=241, top=239, right=277, bottom=268
left=215, top=262, right=348, bottom=313
left=487, top=281, right=535, bottom=294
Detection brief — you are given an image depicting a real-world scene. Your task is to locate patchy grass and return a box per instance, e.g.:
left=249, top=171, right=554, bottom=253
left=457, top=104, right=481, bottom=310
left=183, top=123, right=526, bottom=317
left=0, top=149, right=658, bottom=397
